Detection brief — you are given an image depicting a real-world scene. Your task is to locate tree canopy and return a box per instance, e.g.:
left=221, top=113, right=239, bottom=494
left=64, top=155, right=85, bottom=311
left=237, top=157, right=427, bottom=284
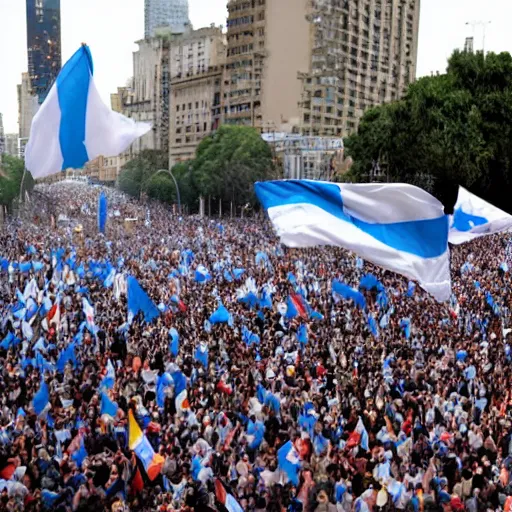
left=0, top=156, right=34, bottom=208
left=117, top=126, right=275, bottom=212
left=344, top=50, right=512, bottom=212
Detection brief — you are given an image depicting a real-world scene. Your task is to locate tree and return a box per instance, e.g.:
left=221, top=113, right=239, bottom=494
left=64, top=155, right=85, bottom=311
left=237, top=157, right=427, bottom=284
left=146, top=173, right=175, bottom=203
left=118, top=150, right=169, bottom=198
left=344, top=50, right=512, bottom=212
left=0, top=156, right=34, bottom=208
left=191, top=125, right=275, bottom=207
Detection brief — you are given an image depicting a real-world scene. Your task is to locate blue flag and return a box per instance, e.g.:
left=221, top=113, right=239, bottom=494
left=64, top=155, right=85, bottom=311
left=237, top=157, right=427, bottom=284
left=169, top=327, right=179, bottom=356
left=98, top=192, right=108, bottom=233
left=195, top=343, right=209, bottom=368
left=209, top=303, right=230, bottom=324
left=127, top=276, right=160, bottom=323
left=100, top=392, right=118, bottom=417
left=33, top=381, right=49, bottom=416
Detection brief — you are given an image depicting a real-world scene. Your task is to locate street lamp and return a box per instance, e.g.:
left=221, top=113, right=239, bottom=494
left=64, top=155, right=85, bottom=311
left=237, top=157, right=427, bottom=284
left=154, top=169, right=181, bottom=214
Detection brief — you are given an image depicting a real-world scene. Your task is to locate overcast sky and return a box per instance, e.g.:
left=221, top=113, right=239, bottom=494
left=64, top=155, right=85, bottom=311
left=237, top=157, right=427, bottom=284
left=0, top=0, right=510, bottom=133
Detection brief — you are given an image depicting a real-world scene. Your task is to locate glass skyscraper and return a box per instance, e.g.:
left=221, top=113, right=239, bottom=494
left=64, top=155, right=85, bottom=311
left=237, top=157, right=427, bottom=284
left=26, top=0, right=62, bottom=104
left=144, top=0, right=190, bottom=38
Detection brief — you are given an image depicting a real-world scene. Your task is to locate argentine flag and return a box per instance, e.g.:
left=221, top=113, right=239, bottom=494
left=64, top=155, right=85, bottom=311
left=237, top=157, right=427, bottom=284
left=256, top=180, right=451, bottom=301
left=449, top=186, right=512, bottom=244
left=25, top=45, right=150, bottom=179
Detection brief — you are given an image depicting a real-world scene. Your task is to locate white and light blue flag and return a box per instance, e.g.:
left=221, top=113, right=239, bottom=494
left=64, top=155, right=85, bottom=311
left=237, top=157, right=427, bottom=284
left=448, top=186, right=512, bottom=244
left=255, top=180, right=451, bottom=301
left=25, top=45, right=150, bottom=179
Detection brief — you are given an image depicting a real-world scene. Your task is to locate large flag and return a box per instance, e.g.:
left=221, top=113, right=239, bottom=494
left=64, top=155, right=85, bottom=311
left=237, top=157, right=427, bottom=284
left=128, top=410, right=164, bottom=480
left=25, top=45, right=150, bottom=179
left=449, top=186, right=512, bottom=244
left=256, top=180, right=451, bottom=301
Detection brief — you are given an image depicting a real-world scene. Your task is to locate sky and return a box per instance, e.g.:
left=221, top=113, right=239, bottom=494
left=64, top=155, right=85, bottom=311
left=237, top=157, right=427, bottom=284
left=0, top=0, right=511, bottom=134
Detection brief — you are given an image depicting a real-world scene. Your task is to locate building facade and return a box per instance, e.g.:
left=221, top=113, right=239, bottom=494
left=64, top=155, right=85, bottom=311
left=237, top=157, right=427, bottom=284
left=18, top=72, right=40, bottom=139
left=145, top=0, right=190, bottom=38
left=299, top=0, right=420, bottom=137
left=4, top=135, right=19, bottom=157
left=223, top=0, right=311, bottom=130
left=123, top=36, right=172, bottom=155
left=169, top=27, right=226, bottom=165
left=26, top=0, right=62, bottom=104
left=224, top=0, right=419, bottom=137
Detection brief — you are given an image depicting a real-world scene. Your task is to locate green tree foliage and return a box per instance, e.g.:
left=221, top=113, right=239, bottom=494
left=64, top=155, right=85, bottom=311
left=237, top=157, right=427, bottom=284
left=344, top=50, right=512, bottom=211
left=0, top=156, right=34, bottom=207
left=118, top=150, right=169, bottom=198
left=191, top=125, right=275, bottom=206
left=117, top=127, right=275, bottom=211
left=146, top=173, right=175, bottom=203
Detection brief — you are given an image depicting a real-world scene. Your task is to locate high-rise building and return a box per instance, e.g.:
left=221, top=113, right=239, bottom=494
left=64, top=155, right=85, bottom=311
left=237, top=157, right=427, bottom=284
left=299, top=0, right=420, bottom=137
left=169, top=26, right=226, bottom=165
left=4, top=135, right=19, bottom=157
left=224, top=0, right=420, bottom=137
left=26, top=0, right=62, bottom=104
left=224, top=0, right=311, bottom=130
left=18, top=72, right=40, bottom=139
left=144, top=0, right=190, bottom=38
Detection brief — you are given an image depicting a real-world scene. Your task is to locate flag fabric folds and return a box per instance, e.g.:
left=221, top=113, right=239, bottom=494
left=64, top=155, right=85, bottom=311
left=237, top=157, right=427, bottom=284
left=449, top=186, right=512, bottom=244
left=332, top=280, right=366, bottom=310
left=277, top=441, right=301, bottom=486
left=100, top=392, right=119, bottom=418
left=25, top=45, right=150, bottom=179
left=127, top=276, right=160, bottom=323
left=32, top=381, right=49, bottom=416
left=215, top=479, right=244, bottom=512
left=98, top=192, right=108, bottom=233
left=209, top=303, right=230, bottom=324
left=128, top=410, right=164, bottom=480
left=256, top=180, right=451, bottom=301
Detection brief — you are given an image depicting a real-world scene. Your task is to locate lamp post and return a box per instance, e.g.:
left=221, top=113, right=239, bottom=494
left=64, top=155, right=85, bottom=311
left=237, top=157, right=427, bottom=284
left=154, top=168, right=181, bottom=214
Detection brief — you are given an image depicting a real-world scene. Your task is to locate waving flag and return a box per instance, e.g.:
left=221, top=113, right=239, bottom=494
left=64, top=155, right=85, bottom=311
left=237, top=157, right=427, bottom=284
left=82, top=297, right=96, bottom=333
left=194, top=265, right=211, bottom=283
left=100, top=392, right=119, bottom=418
left=195, top=343, right=209, bottom=368
left=215, top=479, right=244, bottom=512
left=169, top=327, right=179, bottom=356
left=127, top=276, right=160, bottom=323
left=98, top=192, right=108, bottom=233
left=256, top=180, right=451, bottom=301
left=277, top=441, right=301, bottom=486
left=25, top=45, right=150, bottom=179
left=100, top=359, right=116, bottom=390
left=172, top=370, right=190, bottom=414
left=209, top=303, right=230, bottom=324
left=128, top=410, right=164, bottom=480
left=33, top=380, right=50, bottom=416
left=449, top=186, right=512, bottom=244
left=332, top=280, right=366, bottom=310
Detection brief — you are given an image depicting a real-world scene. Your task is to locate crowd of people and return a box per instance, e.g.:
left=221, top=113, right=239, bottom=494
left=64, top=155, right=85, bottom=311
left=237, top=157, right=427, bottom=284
left=0, top=180, right=511, bottom=512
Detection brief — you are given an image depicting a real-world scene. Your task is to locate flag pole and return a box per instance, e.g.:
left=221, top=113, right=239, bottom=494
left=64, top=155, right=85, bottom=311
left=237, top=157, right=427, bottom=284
left=19, top=168, right=27, bottom=204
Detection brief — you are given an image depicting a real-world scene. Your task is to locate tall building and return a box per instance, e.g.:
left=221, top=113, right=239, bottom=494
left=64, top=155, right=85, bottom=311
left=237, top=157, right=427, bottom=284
left=224, top=0, right=311, bottom=130
left=26, top=0, right=62, bottom=104
left=464, top=37, right=474, bottom=53
left=144, top=0, right=190, bottom=38
left=299, top=0, right=420, bottom=137
left=169, top=26, right=226, bottom=165
left=123, top=35, right=173, bottom=155
left=224, top=0, right=420, bottom=137
left=4, top=135, right=19, bottom=157
left=18, top=72, right=40, bottom=139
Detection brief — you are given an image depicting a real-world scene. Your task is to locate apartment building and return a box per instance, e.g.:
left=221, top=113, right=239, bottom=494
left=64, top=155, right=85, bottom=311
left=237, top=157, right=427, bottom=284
left=169, top=27, right=226, bottom=165
left=224, top=0, right=311, bottom=130
left=224, top=0, right=419, bottom=137
left=299, top=0, right=420, bottom=136
left=124, top=35, right=172, bottom=155
left=145, top=0, right=190, bottom=38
